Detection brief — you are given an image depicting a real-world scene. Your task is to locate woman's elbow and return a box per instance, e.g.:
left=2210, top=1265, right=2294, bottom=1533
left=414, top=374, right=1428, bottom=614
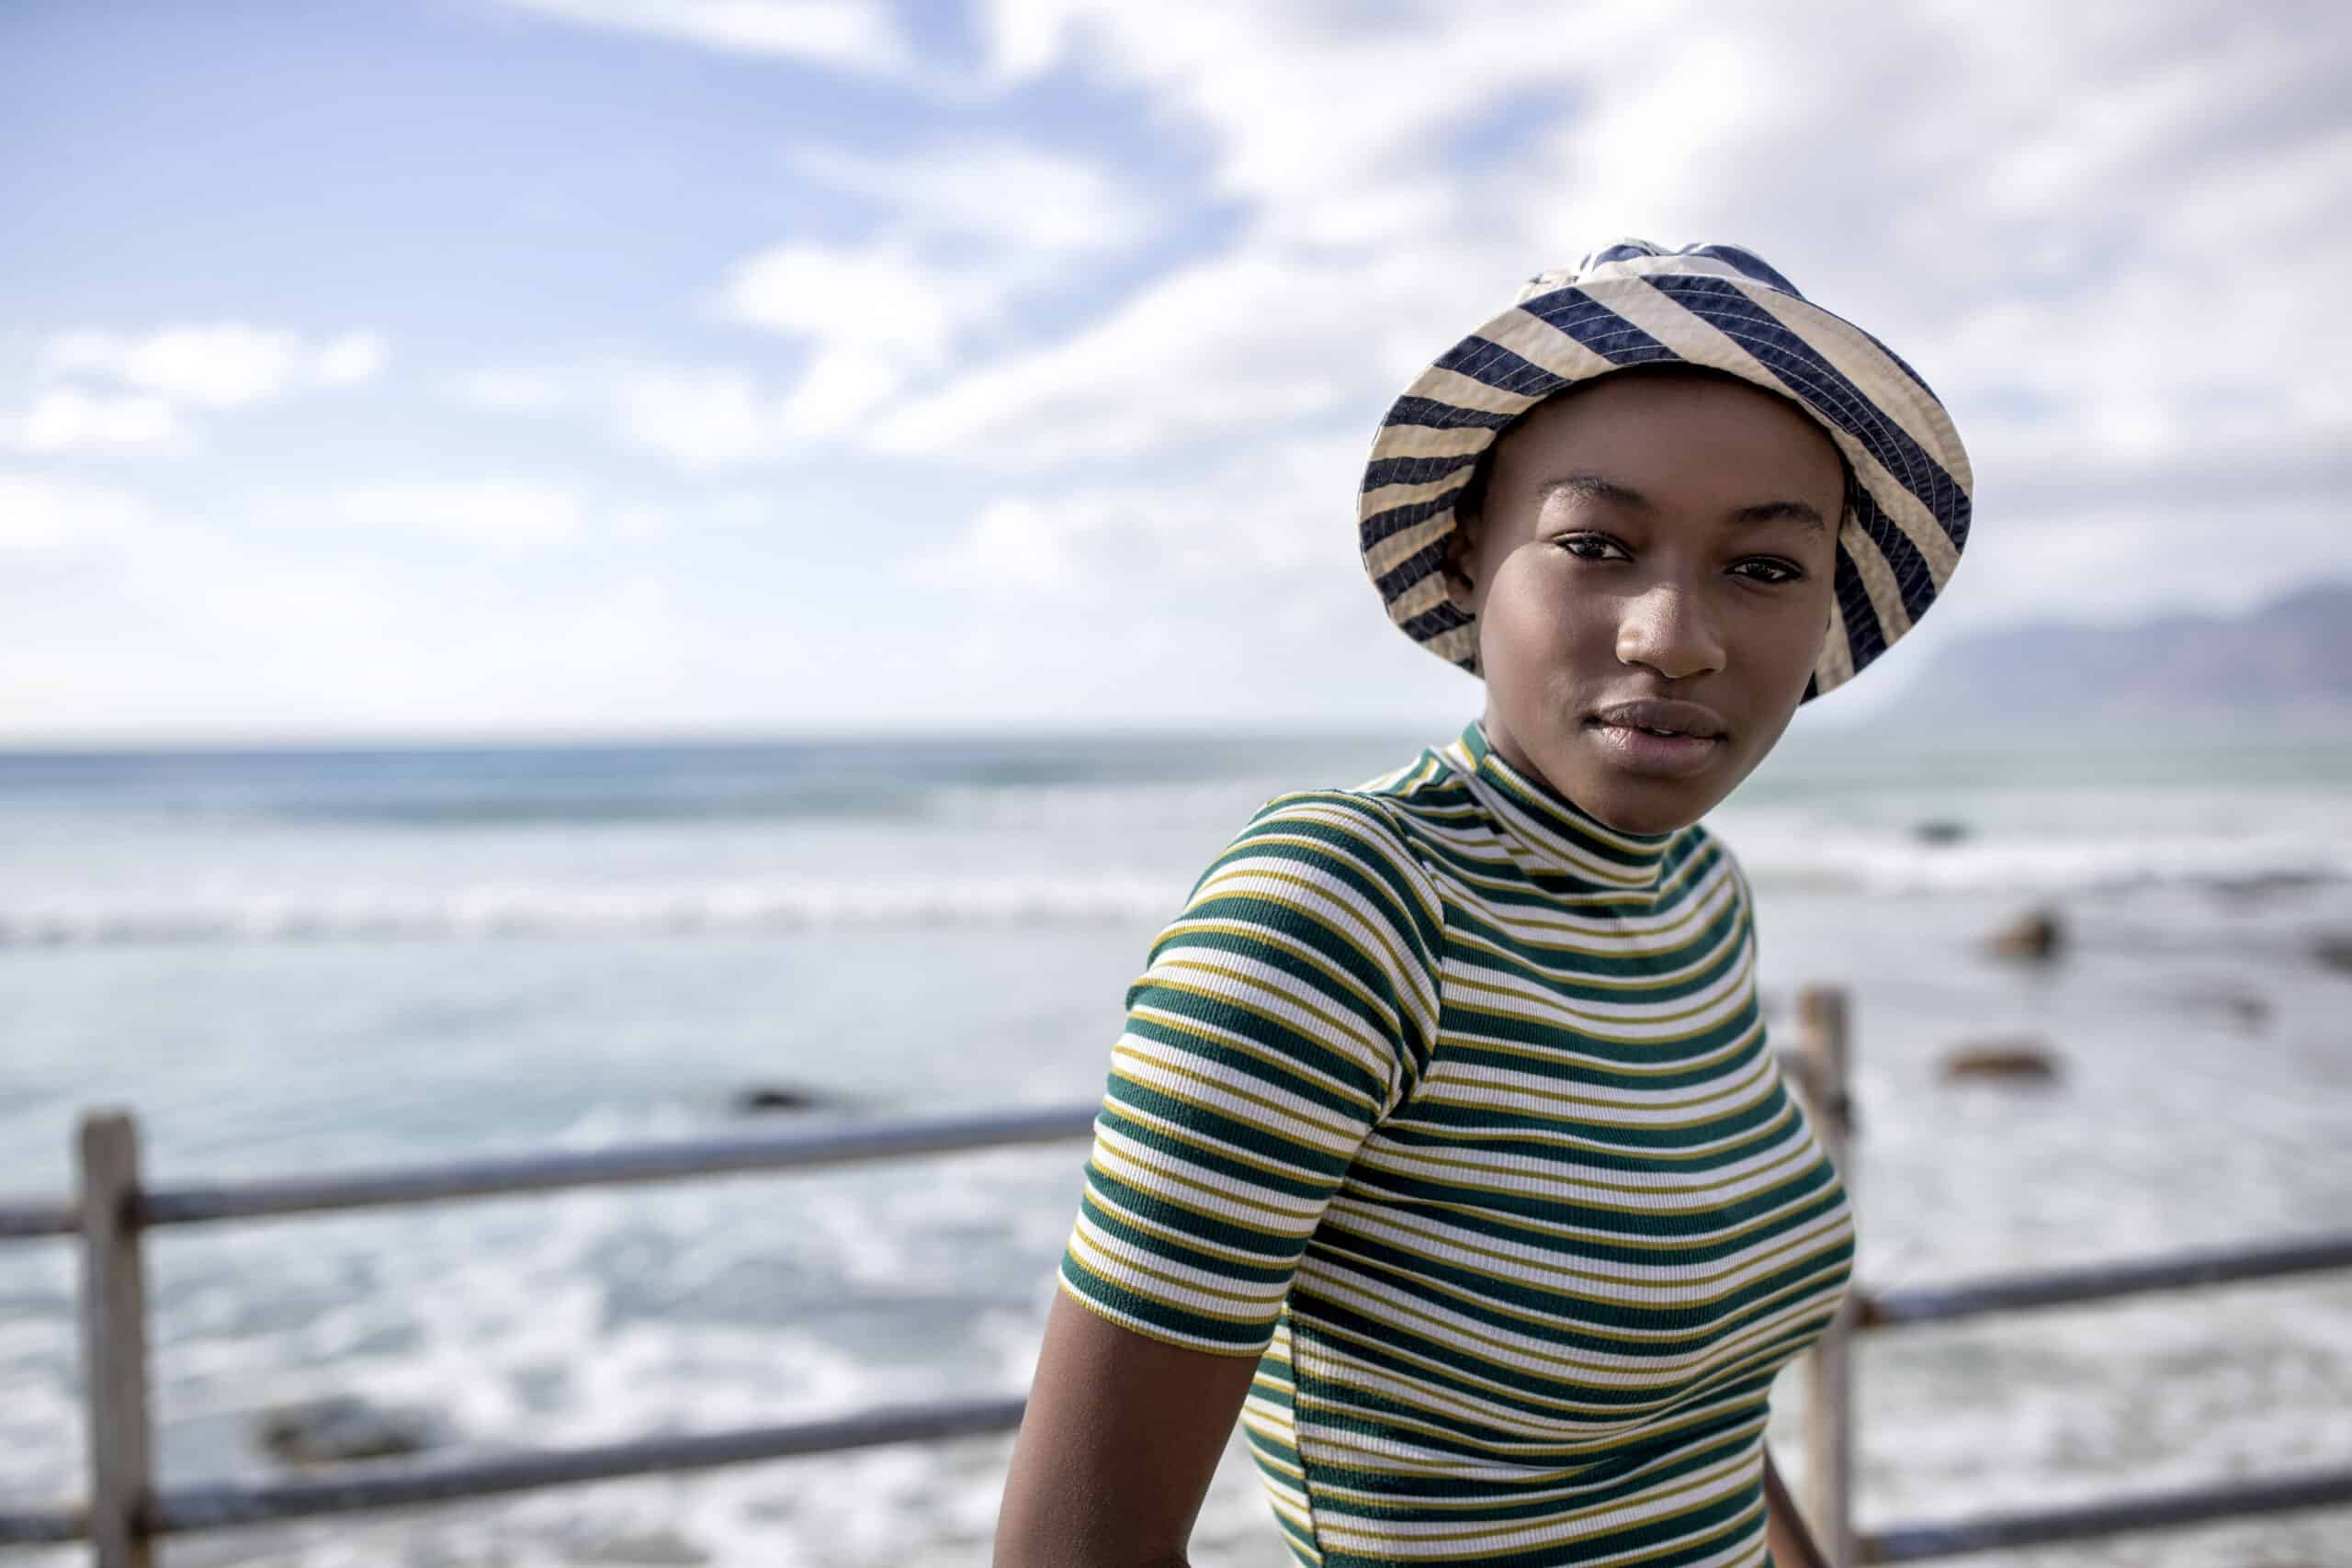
left=991, top=1503, right=1189, bottom=1568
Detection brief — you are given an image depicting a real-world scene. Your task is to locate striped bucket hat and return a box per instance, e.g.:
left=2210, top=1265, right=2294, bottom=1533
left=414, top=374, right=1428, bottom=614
left=1360, top=239, right=1973, bottom=700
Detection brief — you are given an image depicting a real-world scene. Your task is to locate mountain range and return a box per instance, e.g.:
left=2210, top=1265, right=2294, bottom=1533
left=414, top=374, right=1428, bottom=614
left=1891, top=581, right=2352, bottom=728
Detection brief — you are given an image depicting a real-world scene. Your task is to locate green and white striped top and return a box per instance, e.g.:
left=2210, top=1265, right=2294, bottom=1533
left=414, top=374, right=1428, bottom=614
left=1058, top=720, right=1855, bottom=1567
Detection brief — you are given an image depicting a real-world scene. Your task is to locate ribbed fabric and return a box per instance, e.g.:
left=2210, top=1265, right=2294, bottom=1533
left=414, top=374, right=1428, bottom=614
left=1058, top=721, right=1854, bottom=1566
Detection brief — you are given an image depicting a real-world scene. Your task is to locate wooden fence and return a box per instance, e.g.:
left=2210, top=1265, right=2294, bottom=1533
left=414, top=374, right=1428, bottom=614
left=2, top=985, right=2347, bottom=1565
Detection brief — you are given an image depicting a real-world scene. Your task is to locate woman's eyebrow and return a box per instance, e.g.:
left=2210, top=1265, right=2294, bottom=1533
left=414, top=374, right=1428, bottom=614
left=1537, top=474, right=1829, bottom=532
left=1535, top=473, right=1653, bottom=510
left=1729, top=499, right=1828, bottom=532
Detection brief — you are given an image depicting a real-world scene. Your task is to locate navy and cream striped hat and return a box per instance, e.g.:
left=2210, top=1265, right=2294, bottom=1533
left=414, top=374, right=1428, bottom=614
left=1360, top=239, right=1973, bottom=700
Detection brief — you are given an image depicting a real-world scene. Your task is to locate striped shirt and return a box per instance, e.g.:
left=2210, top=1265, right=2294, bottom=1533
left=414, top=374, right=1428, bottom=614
left=1058, top=720, right=1855, bottom=1566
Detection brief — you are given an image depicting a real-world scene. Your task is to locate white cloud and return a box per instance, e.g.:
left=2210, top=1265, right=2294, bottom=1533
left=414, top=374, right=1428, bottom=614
left=722, top=240, right=959, bottom=349
left=316, top=332, right=391, bottom=387
left=895, top=6, right=1862, bottom=475
left=809, top=7, right=1846, bottom=470
left=5, top=389, right=192, bottom=456
left=455, top=140, right=1165, bottom=468
left=718, top=241, right=965, bottom=438
left=0, top=472, right=153, bottom=549
left=718, top=140, right=1159, bottom=446
left=447, top=358, right=799, bottom=468
left=860, top=0, right=2352, bottom=649
left=45, top=325, right=293, bottom=409
left=496, top=0, right=908, bottom=74
left=872, top=249, right=1386, bottom=465
left=455, top=1, right=2352, bottom=642
left=897, top=430, right=1475, bottom=723
left=773, top=345, right=906, bottom=441
left=786, top=141, right=1153, bottom=256
left=923, top=497, right=1080, bottom=592
left=0, top=513, right=727, bottom=739
left=971, top=4, right=1645, bottom=234
left=910, top=432, right=1363, bottom=602
left=325, top=479, right=585, bottom=547
left=451, top=368, right=578, bottom=414
left=42, top=322, right=387, bottom=410
left=609, top=368, right=787, bottom=469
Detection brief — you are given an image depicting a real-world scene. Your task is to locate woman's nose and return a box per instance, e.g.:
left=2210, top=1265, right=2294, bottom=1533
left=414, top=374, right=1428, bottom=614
left=1614, top=581, right=1725, bottom=681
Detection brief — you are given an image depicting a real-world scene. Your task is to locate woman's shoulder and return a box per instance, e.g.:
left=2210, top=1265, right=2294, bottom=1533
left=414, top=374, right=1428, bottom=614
left=1242, top=783, right=1419, bottom=839
left=1221, top=785, right=1446, bottom=931
left=1245, top=744, right=1475, bottom=859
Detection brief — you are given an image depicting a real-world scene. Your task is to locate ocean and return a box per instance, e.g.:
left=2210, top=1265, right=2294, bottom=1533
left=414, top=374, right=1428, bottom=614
left=2, top=718, right=2348, bottom=1565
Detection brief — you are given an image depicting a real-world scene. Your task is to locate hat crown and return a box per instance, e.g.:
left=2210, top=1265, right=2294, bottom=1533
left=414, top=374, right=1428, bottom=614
left=1518, top=239, right=1810, bottom=305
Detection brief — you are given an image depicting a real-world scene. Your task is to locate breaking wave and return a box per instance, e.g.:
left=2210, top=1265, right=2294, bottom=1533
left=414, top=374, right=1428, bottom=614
left=6, top=832, right=2347, bottom=948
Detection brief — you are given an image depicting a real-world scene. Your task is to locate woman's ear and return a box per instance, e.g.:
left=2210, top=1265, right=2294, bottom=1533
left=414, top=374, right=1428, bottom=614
left=1442, top=513, right=1480, bottom=614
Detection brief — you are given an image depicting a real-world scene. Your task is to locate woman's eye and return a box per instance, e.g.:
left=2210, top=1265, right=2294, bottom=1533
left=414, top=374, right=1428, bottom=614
left=1558, top=534, right=1627, bottom=561
left=1731, top=558, right=1804, bottom=585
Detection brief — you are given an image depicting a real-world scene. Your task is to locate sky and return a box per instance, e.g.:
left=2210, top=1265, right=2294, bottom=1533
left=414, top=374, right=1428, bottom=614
left=2, top=0, right=2347, bottom=741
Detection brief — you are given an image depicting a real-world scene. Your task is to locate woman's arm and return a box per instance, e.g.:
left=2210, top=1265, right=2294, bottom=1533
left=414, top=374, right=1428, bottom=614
left=993, top=1292, right=1261, bottom=1567
left=998, top=791, right=1442, bottom=1563
left=1760, top=1446, right=1831, bottom=1568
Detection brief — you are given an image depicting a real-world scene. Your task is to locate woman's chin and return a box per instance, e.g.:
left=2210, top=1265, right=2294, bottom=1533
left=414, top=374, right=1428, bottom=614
left=1580, top=785, right=1710, bottom=838
left=1544, top=737, right=1729, bottom=837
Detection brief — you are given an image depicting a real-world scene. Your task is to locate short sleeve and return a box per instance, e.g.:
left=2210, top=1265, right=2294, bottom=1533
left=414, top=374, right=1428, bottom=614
left=1057, top=790, right=1443, bottom=1356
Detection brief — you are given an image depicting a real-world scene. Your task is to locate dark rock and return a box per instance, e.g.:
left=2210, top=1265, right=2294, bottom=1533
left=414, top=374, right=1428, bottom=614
left=1939, top=1040, right=2064, bottom=1084
left=2314, top=933, right=2352, bottom=975
left=1987, top=908, right=2064, bottom=962
left=1912, top=818, right=1971, bottom=846
left=731, top=1084, right=830, bottom=1114
left=255, top=1394, right=441, bottom=1466
left=2208, top=871, right=2327, bottom=906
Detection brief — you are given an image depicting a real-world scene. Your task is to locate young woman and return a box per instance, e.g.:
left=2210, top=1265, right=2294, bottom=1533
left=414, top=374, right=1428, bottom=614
left=995, top=241, right=1973, bottom=1567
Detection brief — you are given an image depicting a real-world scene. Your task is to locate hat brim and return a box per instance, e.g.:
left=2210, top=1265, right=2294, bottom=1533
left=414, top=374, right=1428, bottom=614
left=1360, top=270, right=1973, bottom=701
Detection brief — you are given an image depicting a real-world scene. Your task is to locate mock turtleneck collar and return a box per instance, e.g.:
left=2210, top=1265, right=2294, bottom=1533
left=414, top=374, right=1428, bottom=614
left=1456, top=720, right=1681, bottom=891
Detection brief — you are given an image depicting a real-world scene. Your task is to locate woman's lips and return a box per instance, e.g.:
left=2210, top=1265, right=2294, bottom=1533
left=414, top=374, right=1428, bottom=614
left=1584, top=718, right=1724, bottom=778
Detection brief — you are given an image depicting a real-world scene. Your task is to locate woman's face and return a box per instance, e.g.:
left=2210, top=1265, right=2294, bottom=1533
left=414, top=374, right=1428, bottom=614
left=1449, top=369, right=1846, bottom=836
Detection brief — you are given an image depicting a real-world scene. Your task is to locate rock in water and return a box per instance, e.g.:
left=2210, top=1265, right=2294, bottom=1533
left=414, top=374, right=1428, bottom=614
left=256, top=1395, right=440, bottom=1466
left=1939, top=1040, right=2064, bottom=1085
left=731, top=1084, right=829, bottom=1114
left=1988, top=908, right=2064, bottom=962
left=1912, top=818, right=1971, bottom=846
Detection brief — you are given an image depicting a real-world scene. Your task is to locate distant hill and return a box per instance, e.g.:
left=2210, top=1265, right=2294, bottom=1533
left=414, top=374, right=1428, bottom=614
left=1893, top=581, right=2352, bottom=728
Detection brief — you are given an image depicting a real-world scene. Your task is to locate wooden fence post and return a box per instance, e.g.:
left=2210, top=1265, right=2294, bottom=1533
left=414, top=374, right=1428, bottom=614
left=79, top=1111, right=155, bottom=1568
left=1798, top=987, right=1857, bottom=1568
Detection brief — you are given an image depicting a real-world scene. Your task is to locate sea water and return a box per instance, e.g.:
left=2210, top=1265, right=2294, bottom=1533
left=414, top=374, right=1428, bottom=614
left=2, top=721, right=2348, bottom=1564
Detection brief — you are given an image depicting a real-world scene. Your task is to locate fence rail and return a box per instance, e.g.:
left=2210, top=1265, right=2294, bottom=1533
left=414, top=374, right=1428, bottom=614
left=3, top=986, right=2346, bottom=1566
left=153, top=1103, right=1103, bottom=1230
left=1859, top=1233, right=2352, bottom=1328
left=0, top=1199, right=76, bottom=1241
left=1860, top=1468, right=2352, bottom=1562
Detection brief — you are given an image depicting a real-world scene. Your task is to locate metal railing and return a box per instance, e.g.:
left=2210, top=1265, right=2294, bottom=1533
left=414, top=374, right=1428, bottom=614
left=1782, top=988, right=2352, bottom=1561
left=1, top=984, right=2346, bottom=1565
